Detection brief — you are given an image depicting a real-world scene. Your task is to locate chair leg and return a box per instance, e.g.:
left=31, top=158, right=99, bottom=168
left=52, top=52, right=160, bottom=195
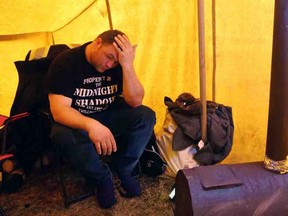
left=137, top=161, right=142, bottom=177
left=58, top=156, right=70, bottom=208
left=0, top=126, right=8, bottom=154
left=58, top=155, right=94, bottom=208
left=0, top=205, right=6, bottom=216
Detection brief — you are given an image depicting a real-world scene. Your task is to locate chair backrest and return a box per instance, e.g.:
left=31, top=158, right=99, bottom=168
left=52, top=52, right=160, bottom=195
left=12, top=44, right=80, bottom=115
left=7, top=44, right=80, bottom=172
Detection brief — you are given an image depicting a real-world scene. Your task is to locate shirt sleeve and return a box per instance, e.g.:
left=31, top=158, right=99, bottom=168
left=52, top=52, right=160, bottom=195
left=46, top=51, right=76, bottom=98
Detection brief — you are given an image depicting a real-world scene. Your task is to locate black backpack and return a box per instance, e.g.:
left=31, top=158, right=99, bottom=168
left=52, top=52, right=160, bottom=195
left=138, top=132, right=167, bottom=177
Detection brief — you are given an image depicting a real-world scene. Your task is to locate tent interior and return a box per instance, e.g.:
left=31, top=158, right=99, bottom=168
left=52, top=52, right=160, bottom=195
left=0, top=0, right=275, bottom=165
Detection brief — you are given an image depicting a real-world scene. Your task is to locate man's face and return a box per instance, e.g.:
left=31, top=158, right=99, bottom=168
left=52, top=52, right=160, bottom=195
left=90, top=39, right=119, bottom=73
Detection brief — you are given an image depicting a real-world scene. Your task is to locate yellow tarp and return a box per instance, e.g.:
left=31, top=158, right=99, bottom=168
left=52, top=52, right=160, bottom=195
left=0, top=0, right=275, bottom=164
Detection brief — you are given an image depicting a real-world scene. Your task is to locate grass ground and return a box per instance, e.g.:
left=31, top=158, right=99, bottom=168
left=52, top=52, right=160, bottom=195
left=0, top=165, right=175, bottom=216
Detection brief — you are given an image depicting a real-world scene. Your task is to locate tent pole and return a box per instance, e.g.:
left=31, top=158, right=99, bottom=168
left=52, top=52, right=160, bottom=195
left=264, top=0, right=288, bottom=174
left=198, top=0, right=207, bottom=143
left=212, top=0, right=216, bottom=102
left=105, top=0, right=113, bottom=30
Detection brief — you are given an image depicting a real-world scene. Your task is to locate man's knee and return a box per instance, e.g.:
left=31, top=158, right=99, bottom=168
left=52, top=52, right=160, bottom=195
left=137, top=105, right=156, bottom=126
left=51, top=123, right=75, bottom=145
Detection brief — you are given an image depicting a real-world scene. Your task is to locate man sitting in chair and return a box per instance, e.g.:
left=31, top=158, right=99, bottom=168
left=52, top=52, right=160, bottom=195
left=46, top=29, right=156, bottom=209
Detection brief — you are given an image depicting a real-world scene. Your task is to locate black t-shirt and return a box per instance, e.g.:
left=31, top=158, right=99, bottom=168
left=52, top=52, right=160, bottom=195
left=46, top=42, right=123, bottom=116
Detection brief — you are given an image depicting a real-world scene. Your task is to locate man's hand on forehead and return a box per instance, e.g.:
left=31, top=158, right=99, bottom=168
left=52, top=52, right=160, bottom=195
left=113, top=34, right=129, bottom=51
left=113, top=34, right=124, bottom=51
left=113, top=34, right=137, bottom=69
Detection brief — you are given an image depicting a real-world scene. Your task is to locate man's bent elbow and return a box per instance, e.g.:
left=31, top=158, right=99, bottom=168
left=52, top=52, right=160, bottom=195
left=49, top=110, right=61, bottom=123
left=126, top=98, right=143, bottom=108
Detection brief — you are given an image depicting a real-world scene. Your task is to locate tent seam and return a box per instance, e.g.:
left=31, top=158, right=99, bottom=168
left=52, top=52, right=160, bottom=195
left=52, top=0, right=99, bottom=33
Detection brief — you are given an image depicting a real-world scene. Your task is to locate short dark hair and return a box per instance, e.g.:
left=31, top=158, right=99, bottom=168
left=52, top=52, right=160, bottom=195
left=96, top=29, right=125, bottom=44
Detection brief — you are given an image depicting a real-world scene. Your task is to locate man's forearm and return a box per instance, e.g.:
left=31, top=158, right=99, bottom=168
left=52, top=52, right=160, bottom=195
left=122, top=66, right=144, bottom=107
left=50, top=101, right=117, bottom=155
left=52, top=105, right=97, bottom=132
left=113, top=34, right=144, bottom=107
left=48, top=94, right=96, bottom=132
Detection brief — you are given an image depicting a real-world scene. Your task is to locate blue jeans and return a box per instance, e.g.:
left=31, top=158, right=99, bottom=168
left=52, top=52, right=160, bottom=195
left=51, top=99, right=156, bottom=187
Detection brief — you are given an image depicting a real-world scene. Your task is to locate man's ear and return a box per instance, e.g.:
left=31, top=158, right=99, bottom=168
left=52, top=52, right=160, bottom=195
left=94, top=37, right=102, bottom=46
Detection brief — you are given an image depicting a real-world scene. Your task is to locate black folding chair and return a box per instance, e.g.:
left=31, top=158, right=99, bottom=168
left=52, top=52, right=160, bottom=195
left=12, top=44, right=94, bottom=208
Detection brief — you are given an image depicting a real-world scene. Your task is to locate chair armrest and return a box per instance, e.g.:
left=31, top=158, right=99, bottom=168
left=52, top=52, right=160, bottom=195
left=0, top=112, right=30, bottom=128
left=9, top=112, right=30, bottom=123
left=0, top=154, right=13, bottom=161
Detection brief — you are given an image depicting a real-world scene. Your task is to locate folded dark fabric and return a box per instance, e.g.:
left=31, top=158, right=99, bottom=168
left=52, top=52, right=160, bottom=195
left=164, top=93, right=234, bottom=165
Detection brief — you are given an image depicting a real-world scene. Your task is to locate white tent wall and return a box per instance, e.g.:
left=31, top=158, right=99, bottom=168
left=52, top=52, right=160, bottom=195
left=0, top=0, right=274, bottom=164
